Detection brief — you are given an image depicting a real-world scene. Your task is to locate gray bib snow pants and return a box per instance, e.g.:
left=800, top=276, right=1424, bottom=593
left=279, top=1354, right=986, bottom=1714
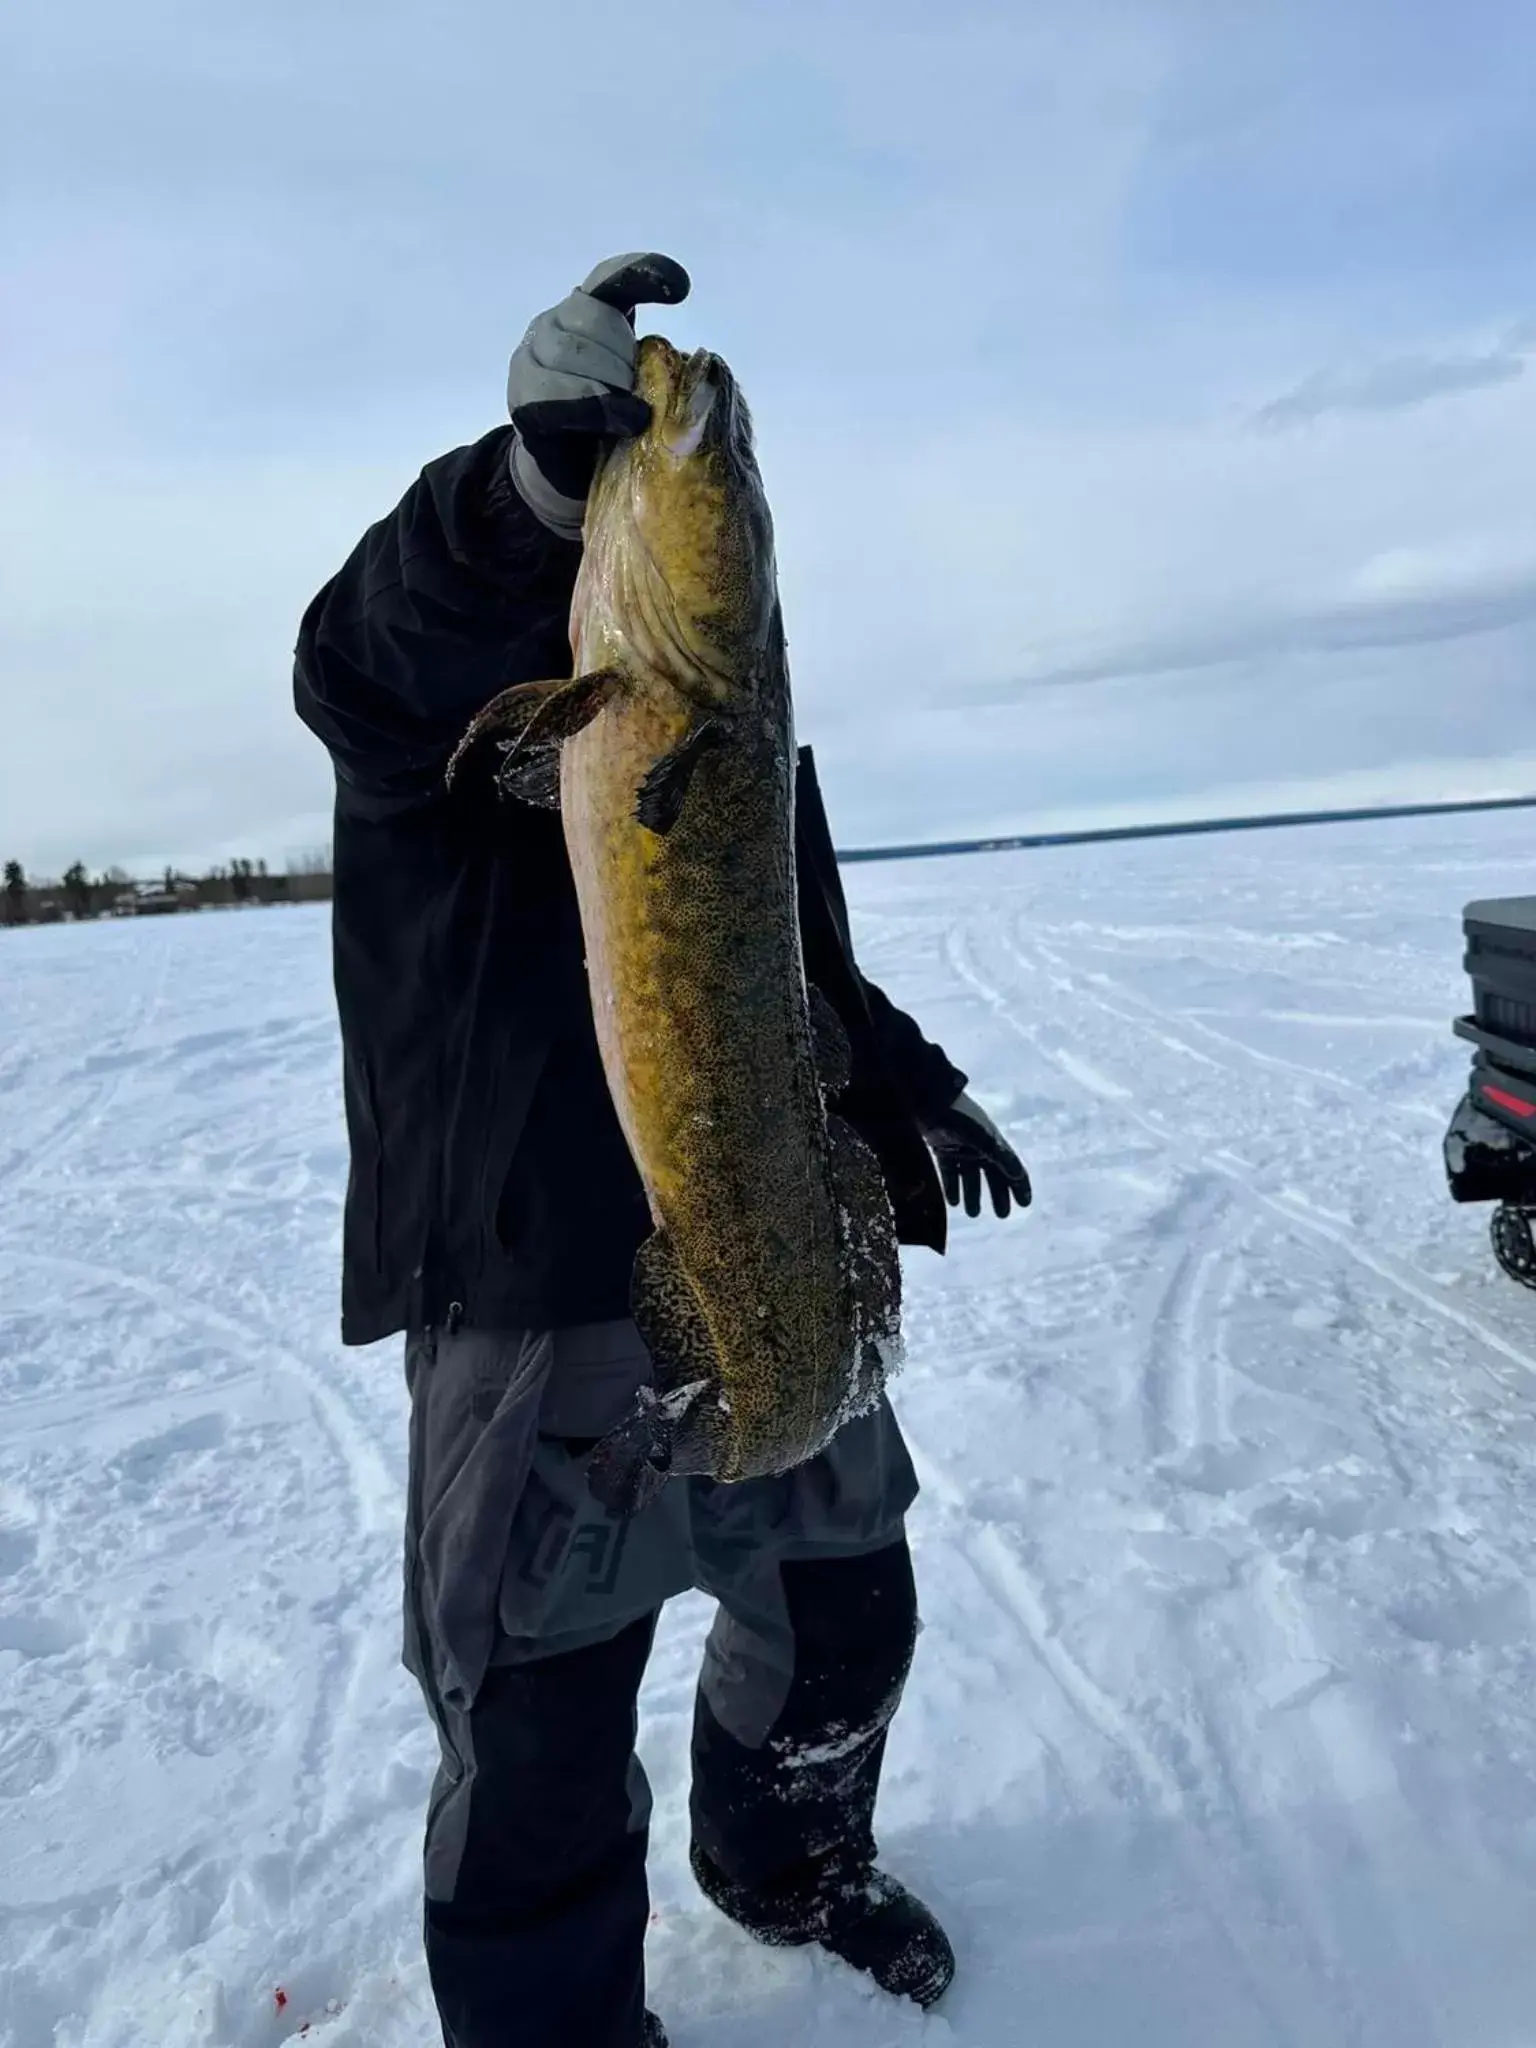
left=403, top=1310, right=921, bottom=1998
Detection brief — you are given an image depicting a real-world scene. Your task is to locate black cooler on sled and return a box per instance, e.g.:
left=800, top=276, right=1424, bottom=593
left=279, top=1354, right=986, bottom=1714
left=1444, top=896, right=1536, bottom=1285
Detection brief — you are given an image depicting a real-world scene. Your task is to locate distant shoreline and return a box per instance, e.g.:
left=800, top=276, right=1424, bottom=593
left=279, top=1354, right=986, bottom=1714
left=6, top=791, right=1533, bottom=929
left=837, top=793, right=1536, bottom=865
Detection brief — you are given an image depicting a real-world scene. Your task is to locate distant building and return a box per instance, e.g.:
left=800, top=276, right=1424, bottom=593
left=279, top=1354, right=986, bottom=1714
left=114, top=877, right=200, bottom=917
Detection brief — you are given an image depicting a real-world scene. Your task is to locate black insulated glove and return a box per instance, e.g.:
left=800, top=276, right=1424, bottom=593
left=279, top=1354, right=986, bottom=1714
left=923, top=1091, right=1032, bottom=1220
left=507, top=252, right=691, bottom=539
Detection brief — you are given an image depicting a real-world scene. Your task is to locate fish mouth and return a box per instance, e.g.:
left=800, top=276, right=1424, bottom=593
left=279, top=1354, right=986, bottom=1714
left=664, top=349, right=730, bottom=459
left=634, top=338, right=746, bottom=464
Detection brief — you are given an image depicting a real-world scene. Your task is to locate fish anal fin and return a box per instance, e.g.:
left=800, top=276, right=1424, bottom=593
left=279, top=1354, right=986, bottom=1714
left=807, top=984, right=852, bottom=1098
left=635, top=718, right=730, bottom=835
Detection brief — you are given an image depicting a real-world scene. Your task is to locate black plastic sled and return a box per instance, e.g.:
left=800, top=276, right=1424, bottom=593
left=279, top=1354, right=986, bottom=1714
left=1445, top=896, right=1536, bottom=1288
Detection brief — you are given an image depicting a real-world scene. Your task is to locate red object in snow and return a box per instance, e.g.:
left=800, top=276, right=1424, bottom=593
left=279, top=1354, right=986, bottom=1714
left=1485, top=1081, right=1536, bottom=1120
left=274, top=1988, right=289, bottom=2014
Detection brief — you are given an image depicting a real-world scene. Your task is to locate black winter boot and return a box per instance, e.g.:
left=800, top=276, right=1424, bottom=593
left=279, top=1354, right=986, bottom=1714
left=689, top=1841, right=955, bottom=2010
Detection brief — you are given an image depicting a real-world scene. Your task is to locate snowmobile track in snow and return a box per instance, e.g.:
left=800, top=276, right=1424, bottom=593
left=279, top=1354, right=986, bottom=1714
left=8, top=821, right=1536, bottom=2047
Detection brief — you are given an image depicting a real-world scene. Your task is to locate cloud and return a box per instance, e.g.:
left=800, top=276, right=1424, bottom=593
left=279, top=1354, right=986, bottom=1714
left=967, top=543, right=1536, bottom=696
left=815, top=618, right=1536, bottom=848
left=1253, top=344, right=1527, bottom=430
left=5, top=0, right=1536, bottom=871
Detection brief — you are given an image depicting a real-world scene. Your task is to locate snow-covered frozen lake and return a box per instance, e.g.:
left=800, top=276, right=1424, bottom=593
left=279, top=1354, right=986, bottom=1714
left=5, top=813, right=1536, bottom=2048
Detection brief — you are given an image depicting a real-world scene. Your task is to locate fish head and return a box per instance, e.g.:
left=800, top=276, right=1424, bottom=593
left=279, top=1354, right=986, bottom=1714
left=635, top=336, right=754, bottom=466
left=575, top=337, right=779, bottom=704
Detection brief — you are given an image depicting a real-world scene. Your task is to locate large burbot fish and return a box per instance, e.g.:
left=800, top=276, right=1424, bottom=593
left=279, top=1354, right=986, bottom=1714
left=451, top=335, right=901, bottom=1512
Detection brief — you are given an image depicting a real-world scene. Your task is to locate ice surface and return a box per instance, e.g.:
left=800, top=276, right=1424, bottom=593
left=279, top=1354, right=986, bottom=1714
left=5, top=813, right=1536, bottom=2046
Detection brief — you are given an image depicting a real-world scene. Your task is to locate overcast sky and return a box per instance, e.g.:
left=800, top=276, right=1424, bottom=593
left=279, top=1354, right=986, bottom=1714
left=4, top=0, right=1535, bottom=873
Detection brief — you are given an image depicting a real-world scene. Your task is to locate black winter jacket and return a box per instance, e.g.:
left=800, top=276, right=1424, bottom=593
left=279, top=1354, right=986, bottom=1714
left=294, top=427, right=963, bottom=1344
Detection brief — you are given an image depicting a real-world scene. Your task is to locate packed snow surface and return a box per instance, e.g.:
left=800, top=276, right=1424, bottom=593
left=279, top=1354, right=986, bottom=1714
left=5, top=813, right=1536, bottom=2048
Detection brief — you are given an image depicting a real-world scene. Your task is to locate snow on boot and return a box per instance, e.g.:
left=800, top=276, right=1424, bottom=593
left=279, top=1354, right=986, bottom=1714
left=816, top=1868, right=955, bottom=2010
left=642, top=2013, right=669, bottom=2048
left=689, top=1841, right=955, bottom=2010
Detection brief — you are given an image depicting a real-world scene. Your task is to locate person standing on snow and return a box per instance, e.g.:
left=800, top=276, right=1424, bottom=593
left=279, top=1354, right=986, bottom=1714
left=294, top=252, right=1031, bottom=2048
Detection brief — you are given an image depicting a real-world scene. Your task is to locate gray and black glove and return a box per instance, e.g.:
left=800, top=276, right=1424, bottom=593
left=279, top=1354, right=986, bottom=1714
left=507, top=251, right=691, bottom=540
left=923, top=1091, right=1032, bottom=1220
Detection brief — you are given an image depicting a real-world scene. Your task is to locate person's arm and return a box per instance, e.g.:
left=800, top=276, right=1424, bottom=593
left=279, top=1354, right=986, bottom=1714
left=858, top=970, right=1031, bottom=1220
left=293, top=434, right=579, bottom=819
left=795, top=749, right=1031, bottom=1222
left=294, top=252, right=691, bottom=819
left=857, top=972, right=969, bottom=1122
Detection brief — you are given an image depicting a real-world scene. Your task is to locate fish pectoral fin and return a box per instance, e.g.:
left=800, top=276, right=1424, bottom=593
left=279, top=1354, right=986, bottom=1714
left=496, top=668, right=627, bottom=807
left=446, top=677, right=564, bottom=787
left=500, top=748, right=563, bottom=809
left=634, top=718, right=731, bottom=835
left=446, top=669, right=626, bottom=794
left=807, top=984, right=853, bottom=1098
left=515, top=667, right=626, bottom=749
left=826, top=1115, right=903, bottom=1415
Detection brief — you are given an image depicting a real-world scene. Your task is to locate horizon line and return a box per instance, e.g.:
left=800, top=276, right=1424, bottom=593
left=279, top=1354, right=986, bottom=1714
left=836, top=792, right=1536, bottom=864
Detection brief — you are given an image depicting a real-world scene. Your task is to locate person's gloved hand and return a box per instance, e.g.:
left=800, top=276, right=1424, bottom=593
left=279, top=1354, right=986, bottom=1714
left=922, top=1091, right=1032, bottom=1220
left=507, top=252, right=691, bottom=539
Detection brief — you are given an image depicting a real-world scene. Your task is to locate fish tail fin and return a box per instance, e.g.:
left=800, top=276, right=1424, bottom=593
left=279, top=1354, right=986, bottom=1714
left=826, top=1115, right=904, bottom=1418
left=586, top=1386, right=676, bottom=1518
left=587, top=1231, right=723, bottom=1516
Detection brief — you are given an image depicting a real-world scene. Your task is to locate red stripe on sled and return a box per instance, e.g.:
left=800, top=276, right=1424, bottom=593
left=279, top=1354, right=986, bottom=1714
left=1483, top=1082, right=1536, bottom=1120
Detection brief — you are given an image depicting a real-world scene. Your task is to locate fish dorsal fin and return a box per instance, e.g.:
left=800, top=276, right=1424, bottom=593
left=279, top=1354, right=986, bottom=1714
left=807, top=984, right=852, bottom=1098
left=825, top=1114, right=903, bottom=1419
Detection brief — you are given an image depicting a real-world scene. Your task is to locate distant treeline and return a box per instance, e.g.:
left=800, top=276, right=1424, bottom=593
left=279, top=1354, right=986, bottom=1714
left=1, top=854, right=334, bottom=927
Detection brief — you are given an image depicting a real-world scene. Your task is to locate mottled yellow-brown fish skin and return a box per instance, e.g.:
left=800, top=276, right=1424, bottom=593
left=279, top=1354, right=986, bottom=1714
left=553, top=337, right=895, bottom=1484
